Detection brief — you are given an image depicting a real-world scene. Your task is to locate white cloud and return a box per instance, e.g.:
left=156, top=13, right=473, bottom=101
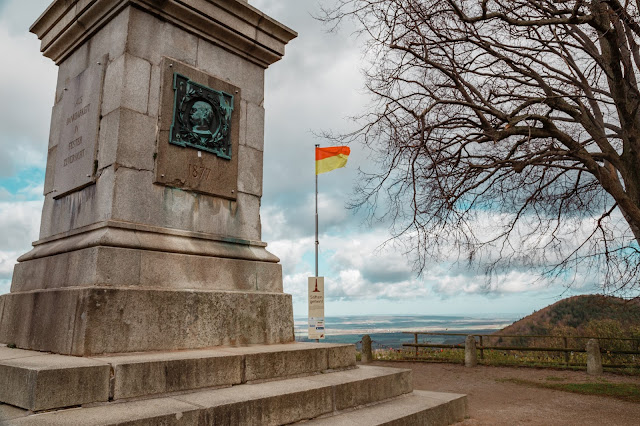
left=0, top=8, right=56, bottom=177
left=0, top=200, right=42, bottom=294
left=0, top=201, right=42, bottom=251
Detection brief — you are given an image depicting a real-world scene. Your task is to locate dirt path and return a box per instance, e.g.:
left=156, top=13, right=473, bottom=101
left=373, top=361, right=640, bottom=425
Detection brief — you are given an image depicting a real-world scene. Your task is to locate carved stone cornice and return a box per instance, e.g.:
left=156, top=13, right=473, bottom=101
left=30, top=0, right=297, bottom=68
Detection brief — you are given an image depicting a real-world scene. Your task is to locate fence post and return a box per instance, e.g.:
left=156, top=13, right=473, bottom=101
left=563, top=337, right=569, bottom=366
left=361, top=334, right=373, bottom=363
left=414, top=333, right=418, bottom=358
left=586, top=339, right=603, bottom=376
left=465, top=335, right=477, bottom=367
left=479, top=335, right=484, bottom=360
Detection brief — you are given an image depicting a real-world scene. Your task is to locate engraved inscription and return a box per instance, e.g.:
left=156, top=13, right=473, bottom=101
left=188, top=164, right=212, bottom=181
left=63, top=149, right=85, bottom=167
left=69, top=136, right=83, bottom=150
left=66, top=103, right=91, bottom=125
left=61, top=97, right=90, bottom=169
left=53, top=58, right=106, bottom=198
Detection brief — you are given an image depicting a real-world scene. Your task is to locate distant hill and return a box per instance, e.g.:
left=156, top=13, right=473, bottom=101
left=496, top=295, right=640, bottom=338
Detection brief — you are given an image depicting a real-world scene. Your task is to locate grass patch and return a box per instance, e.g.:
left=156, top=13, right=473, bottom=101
left=498, top=378, right=640, bottom=403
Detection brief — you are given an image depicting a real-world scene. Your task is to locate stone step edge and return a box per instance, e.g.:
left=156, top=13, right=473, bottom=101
left=0, top=342, right=357, bottom=411
left=3, top=366, right=415, bottom=425
left=303, top=390, right=468, bottom=425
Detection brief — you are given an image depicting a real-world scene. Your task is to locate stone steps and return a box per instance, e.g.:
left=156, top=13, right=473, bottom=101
left=3, top=366, right=422, bottom=425
left=305, top=390, right=467, bottom=425
left=0, top=343, right=468, bottom=425
left=0, top=342, right=355, bottom=411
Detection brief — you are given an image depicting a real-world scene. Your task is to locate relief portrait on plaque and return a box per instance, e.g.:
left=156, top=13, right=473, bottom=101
left=170, top=73, right=234, bottom=159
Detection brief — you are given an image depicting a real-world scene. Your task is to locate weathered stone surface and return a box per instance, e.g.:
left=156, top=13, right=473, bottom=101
left=189, top=378, right=333, bottom=425
left=0, top=295, right=4, bottom=331
left=0, top=289, right=84, bottom=355
left=127, top=8, right=198, bottom=66
left=244, top=101, right=265, bottom=151
left=53, top=58, right=105, bottom=198
left=102, top=53, right=151, bottom=116
left=106, top=168, right=261, bottom=240
left=0, top=345, right=47, bottom=361
left=21, top=221, right=277, bottom=264
left=86, top=7, right=129, bottom=64
left=47, top=100, right=64, bottom=150
left=586, top=338, right=603, bottom=376
left=465, top=335, right=477, bottom=368
left=95, top=350, right=243, bottom=400
left=237, top=145, right=263, bottom=196
left=97, top=108, right=157, bottom=172
left=0, top=343, right=355, bottom=410
left=31, top=0, right=297, bottom=67
left=305, top=366, right=413, bottom=411
left=39, top=166, right=115, bottom=238
left=147, top=64, right=161, bottom=117
left=361, top=334, right=373, bottom=363
left=138, top=250, right=283, bottom=292
left=0, top=403, right=28, bottom=423
left=174, top=366, right=412, bottom=424
left=43, top=146, right=57, bottom=195
left=306, top=390, right=468, bottom=426
left=197, top=38, right=265, bottom=105
left=8, top=397, right=201, bottom=425
left=0, top=360, right=465, bottom=426
left=0, top=288, right=294, bottom=355
left=328, top=343, right=357, bottom=369
left=0, top=354, right=109, bottom=411
left=239, top=343, right=330, bottom=382
left=55, top=41, right=89, bottom=104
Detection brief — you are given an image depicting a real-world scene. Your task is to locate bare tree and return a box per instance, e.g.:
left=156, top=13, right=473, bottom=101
left=320, top=0, right=640, bottom=293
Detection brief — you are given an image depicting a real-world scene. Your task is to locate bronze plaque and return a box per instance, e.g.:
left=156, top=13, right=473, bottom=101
left=53, top=57, right=106, bottom=198
left=155, top=58, right=240, bottom=200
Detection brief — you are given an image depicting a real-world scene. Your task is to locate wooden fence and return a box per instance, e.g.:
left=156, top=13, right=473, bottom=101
left=399, top=332, right=640, bottom=368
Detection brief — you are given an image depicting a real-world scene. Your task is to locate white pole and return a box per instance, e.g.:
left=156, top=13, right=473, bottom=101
left=315, top=144, right=319, bottom=278
left=315, top=144, right=319, bottom=343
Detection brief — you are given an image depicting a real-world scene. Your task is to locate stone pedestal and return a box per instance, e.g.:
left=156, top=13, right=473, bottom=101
left=465, top=335, right=478, bottom=367
left=586, top=339, right=603, bottom=375
left=0, top=0, right=297, bottom=355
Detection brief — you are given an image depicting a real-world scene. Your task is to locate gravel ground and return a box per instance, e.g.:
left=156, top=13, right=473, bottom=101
left=373, top=361, right=640, bottom=425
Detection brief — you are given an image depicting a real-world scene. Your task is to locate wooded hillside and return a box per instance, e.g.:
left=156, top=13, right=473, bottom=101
left=497, top=295, right=640, bottom=338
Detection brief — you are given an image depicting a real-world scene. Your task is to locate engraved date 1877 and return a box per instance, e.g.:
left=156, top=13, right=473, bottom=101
left=188, top=164, right=211, bottom=181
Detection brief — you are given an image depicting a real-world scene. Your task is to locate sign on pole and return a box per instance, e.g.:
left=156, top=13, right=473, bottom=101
left=308, top=277, right=325, bottom=340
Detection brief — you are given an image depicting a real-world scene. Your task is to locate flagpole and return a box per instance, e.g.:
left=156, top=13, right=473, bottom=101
left=315, top=144, right=320, bottom=343
left=315, top=144, right=319, bottom=278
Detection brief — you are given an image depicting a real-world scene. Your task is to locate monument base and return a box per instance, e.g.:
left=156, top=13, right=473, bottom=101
left=0, top=343, right=467, bottom=425
left=0, top=287, right=293, bottom=356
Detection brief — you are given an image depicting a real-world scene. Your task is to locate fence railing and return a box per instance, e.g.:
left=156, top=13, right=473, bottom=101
left=399, top=332, right=640, bottom=368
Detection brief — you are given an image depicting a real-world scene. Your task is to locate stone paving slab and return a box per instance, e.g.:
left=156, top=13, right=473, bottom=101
left=0, top=354, right=110, bottom=412
left=93, top=348, right=244, bottom=400
left=173, top=365, right=412, bottom=424
left=0, top=403, right=29, bottom=423
left=303, top=365, right=413, bottom=411
left=305, top=390, right=468, bottom=425
left=0, top=345, right=47, bottom=361
left=7, top=397, right=201, bottom=426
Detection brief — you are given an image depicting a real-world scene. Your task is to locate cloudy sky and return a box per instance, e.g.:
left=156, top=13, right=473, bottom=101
left=0, top=0, right=597, bottom=318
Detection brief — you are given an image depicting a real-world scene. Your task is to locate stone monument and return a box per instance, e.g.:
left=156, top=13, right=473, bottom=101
left=0, top=1, right=467, bottom=424
left=1, top=0, right=294, bottom=356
